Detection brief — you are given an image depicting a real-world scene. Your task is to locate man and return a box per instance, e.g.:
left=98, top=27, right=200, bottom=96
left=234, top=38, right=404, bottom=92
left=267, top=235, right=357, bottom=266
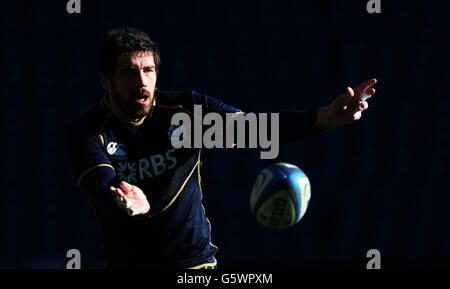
left=64, top=27, right=376, bottom=269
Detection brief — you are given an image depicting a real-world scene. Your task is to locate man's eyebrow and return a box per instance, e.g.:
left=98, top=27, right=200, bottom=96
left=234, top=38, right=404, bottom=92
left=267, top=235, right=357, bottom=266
left=119, top=64, right=155, bottom=71
left=118, top=66, right=136, bottom=72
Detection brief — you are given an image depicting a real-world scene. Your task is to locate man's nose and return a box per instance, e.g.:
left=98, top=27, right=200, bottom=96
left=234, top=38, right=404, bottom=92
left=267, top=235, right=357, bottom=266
left=137, top=70, right=148, bottom=87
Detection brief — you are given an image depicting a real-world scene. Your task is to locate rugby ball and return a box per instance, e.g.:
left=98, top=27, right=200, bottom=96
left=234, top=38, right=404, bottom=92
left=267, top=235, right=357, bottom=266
left=250, top=163, right=311, bottom=229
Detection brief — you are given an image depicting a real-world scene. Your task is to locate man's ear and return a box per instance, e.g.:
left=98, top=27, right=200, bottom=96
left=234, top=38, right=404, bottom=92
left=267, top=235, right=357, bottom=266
left=100, top=72, right=112, bottom=92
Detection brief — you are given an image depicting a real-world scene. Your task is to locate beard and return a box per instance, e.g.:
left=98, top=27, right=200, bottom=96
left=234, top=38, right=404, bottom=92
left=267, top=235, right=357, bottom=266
left=110, top=85, right=153, bottom=120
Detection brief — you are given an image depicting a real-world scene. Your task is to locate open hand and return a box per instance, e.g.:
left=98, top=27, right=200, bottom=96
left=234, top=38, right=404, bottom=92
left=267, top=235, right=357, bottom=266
left=317, top=78, right=377, bottom=130
left=110, top=181, right=150, bottom=216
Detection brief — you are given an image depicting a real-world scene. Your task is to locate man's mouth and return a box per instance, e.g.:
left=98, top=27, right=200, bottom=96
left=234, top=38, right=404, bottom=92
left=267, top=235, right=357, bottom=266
left=134, top=90, right=151, bottom=104
left=135, top=96, right=150, bottom=104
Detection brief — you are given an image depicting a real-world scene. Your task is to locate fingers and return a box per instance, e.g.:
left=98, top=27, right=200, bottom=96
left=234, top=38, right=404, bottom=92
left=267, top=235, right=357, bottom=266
left=334, top=78, right=376, bottom=126
left=345, top=78, right=377, bottom=96
left=341, top=87, right=360, bottom=112
left=353, top=111, right=362, bottom=121
left=110, top=186, right=129, bottom=209
left=344, top=87, right=356, bottom=110
left=126, top=203, right=147, bottom=216
left=110, top=183, right=149, bottom=216
left=110, top=186, right=126, bottom=199
left=128, top=206, right=143, bottom=216
left=119, top=181, right=133, bottom=194
left=355, top=78, right=377, bottom=94
left=359, top=100, right=369, bottom=111
left=346, top=80, right=375, bottom=111
left=360, top=88, right=375, bottom=101
left=346, top=87, right=355, bottom=98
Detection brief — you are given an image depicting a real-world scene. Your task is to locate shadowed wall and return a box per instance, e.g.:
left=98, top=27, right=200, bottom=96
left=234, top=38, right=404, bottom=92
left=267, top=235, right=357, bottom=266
left=0, top=0, right=449, bottom=268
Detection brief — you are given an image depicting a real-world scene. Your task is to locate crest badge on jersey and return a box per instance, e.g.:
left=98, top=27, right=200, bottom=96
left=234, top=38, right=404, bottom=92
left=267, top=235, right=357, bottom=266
left=107, top=142, right=127, bottom=157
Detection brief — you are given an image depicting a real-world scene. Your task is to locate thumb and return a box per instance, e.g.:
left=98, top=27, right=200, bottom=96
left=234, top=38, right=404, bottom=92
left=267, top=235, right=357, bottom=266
left=346, top=87, right=355, bottom=98
left=119, top=181, right=133, bottom=194
left=345, top=87, right=359, bottom=110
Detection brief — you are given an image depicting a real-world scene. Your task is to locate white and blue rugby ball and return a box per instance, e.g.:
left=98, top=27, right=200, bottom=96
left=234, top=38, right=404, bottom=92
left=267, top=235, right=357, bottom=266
left=250, top=163, right=311, bottom=230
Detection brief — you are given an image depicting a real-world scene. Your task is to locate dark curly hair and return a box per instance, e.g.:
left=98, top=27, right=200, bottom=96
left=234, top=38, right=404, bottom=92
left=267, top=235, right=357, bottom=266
left=98, top=27, right=161, bottom=80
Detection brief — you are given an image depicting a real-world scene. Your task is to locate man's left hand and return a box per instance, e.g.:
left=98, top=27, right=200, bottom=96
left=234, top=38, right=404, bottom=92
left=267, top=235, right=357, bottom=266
left=316, top=78, right=377, bottom=130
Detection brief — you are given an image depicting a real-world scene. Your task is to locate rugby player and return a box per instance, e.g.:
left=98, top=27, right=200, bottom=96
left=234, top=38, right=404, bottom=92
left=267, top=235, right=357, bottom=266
left=64, top=27, right=377, bottom=269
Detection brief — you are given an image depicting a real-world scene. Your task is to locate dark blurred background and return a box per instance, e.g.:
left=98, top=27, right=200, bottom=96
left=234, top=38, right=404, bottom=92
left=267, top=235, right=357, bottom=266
left=1, top=0, right=449, bottom=269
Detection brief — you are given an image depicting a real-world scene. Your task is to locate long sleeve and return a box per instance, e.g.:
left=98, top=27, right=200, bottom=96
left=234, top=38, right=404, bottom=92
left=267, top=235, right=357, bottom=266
left=192, top=90, right=324, bottom=144
left=277, top=108, right=324, bottom=144
left=64, top=122, right=127, bottom=218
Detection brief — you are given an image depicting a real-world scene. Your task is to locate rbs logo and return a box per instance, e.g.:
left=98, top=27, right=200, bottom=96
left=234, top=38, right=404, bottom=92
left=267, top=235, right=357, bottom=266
left=117, top=148, right=177, bottom=182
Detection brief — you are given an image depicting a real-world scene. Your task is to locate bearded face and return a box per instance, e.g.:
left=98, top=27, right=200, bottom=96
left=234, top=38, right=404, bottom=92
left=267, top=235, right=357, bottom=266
left=103, top=51, right=157, bottom=120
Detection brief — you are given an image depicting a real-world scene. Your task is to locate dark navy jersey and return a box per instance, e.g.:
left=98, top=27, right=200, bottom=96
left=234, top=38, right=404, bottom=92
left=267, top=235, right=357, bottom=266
left=64, top=90, right=323, bottom=269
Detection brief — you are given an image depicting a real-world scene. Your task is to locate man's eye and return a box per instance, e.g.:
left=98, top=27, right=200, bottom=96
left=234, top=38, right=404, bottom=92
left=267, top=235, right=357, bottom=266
left=144, top=68, right=155, bottom=73
left=123, top=69, right=136, bottom=75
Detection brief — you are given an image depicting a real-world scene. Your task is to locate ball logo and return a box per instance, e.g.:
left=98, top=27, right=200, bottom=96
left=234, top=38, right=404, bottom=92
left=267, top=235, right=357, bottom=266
left=268, top=197, right=287, bottom=228
left=297, top=177, right=311, bottom=219
left=250, top=169, right=273, bottom=212
left=256, top=190, right=295, bottom=229
left=107, top=142, right=127, bottom=156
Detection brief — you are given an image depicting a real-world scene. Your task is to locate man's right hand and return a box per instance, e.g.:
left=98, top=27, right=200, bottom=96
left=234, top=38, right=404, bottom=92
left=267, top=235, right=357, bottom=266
left=110, top=181, right=150, bottom=216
